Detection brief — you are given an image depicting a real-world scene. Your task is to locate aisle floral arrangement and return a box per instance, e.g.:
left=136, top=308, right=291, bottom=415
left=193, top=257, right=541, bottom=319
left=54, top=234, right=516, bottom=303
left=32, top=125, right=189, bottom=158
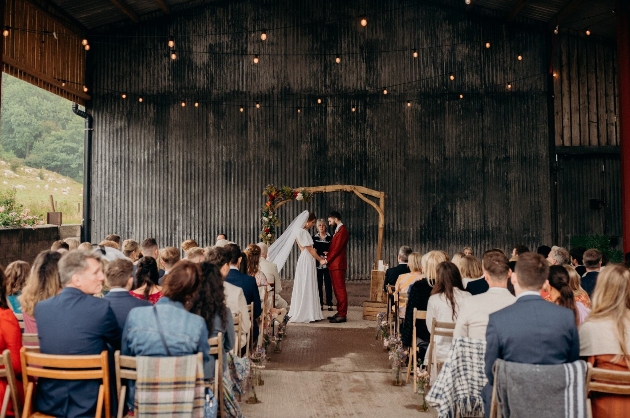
left=375, top=312, right=389, bottom=340
left=260, top=184, right=313, bottom=244
left=383, top=336, right=407, bottom=386
left=415, top=369, right=430, bottom=411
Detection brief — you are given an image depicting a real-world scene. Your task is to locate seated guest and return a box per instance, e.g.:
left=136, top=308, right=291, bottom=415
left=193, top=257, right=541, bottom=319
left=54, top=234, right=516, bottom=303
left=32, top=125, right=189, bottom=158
left=121, top=239, right=141, bottom=262
left=257, top=242, right=288, bottom=309
left=18, top=251, right=62, bottom=334
left=509, top=244, right=529, bottom=261
left=99, top=240, right=119, bottom=250
left=64, top=238, right=80, bottom=250
left=105, top=234, right=121, bottom=246
left=565, top=264, right=591, bottom=308
left=454, top=251, right=515, bottom=339
left=158, top=246, right=180, bottom=285
left=77, top=242, right=93, bottom=251
left=547, top=246, right=570, bottom=266
left=205, top=246, right=250, bottom=350
left=462, top=246, right=473, bottom=257
left=570, top=246, right=587, bottom=276
left=185, top=247, right=205, bottom=263
left=181, top=239, right=199, bottom=255
left=458, top=255, right=484, bottom=290
left=0, top=266, right=23, bottom=417
left=225, top=244, right=262, bottom=343
left=401, top=250, right=447, bottom=348
left=451, top=252, right=465, bottom=271
left=580, top=264, right=630, bottom=418
left=383, top=246, right=412, bottom=291
left=141, top=238, right=164, bottom=278
left=189, top=262, right=235, bottom=378
left=483, top=252, right=579, bottom=417
left=537, top=245, right=551, bottom=258
left=50, top=240, right=69, bottom=253
left=426, top=261, right=471, bottom=365
left=395, top=252, right=423, bottom=319
left=34, top=250, right=120, bottom=418
left=216, top=233, right=227, bottom=241
left=245, top=244, right=269, bottom=302
left=5, top=260, right=30, bottom=313
left=130, top=256, right=163, bottom=304
left=104, top=258, right=151, bottom=331
left=581, top=248, right=602, bottom=297
left=544, top=265, right=589, bottom=325
left=123, top=260, right=210, bottom=372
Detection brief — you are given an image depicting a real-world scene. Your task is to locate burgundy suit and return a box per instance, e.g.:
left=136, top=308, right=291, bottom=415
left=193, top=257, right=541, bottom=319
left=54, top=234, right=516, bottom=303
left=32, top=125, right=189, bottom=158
left=327, top=224, right=349, bottom=317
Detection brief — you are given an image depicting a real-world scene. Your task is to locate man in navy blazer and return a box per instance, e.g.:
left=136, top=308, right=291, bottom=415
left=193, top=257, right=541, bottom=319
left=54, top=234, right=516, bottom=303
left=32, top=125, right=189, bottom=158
left=225, top=244, right=262, bottom=342
left=104, top=258, right=151, bottom=330
left=482, top=252, right=579, bottom=417
left=34, top=250, right=121, bottom=418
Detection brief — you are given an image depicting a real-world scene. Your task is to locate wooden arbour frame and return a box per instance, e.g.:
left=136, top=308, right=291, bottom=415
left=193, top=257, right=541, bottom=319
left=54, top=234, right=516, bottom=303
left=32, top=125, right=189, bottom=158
left=274, top=185, right=386, bottom=262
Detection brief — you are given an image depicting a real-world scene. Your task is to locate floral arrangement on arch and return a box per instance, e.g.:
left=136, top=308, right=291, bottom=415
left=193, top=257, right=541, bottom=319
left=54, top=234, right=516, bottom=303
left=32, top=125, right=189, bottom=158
left=259, top=184, right=313, bottom=245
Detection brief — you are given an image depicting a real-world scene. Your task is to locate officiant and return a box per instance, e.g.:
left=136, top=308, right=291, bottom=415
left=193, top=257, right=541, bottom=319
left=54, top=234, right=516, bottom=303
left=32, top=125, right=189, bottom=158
left=313, top=219, right=334, bottom=311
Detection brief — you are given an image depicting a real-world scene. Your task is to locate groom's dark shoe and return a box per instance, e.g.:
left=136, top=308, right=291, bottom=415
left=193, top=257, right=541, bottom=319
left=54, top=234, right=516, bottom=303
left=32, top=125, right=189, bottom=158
left=329, top=316, right=347, bottom=323
left=327, top=313, right=338, bottom=320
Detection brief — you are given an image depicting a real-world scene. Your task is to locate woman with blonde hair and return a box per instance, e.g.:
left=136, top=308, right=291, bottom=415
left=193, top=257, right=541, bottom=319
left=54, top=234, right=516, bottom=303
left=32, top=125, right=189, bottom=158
left=63, top=238, right=80, bottom=250
left=459, top=255, right=484, bottom=289
left=122, top=239, right=141, bottom=262
left=395, top=252, right=423, bottom=318
left=18, top=251, right=62, bottom=333
left=564, top=264, right=591, bottom=308
left=579, top=264, right=630, bottom=417
left=451, top=252, right=465, bottom=271
left=5, top=261, right=30, bottom=313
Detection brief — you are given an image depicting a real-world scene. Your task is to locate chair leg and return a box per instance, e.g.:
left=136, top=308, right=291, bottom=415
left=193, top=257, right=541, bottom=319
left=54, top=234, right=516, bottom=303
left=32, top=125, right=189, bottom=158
left=0, top=387, right=11, bottom=418
left=95, top=385, right=104, bottom=418
left=117, top=387, right=126, bottom=418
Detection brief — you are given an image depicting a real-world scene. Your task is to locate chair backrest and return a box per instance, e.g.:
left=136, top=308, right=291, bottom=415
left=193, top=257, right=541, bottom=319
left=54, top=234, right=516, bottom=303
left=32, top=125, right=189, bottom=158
left=0, top=349, right=21, bottom=418
left=247, top=302, right=254, bottom=355
left=426, top=318, right=455, bottom=378
left=269, top=281, right=276, bottom=309
left=20, top=347, right=110, bottom=418
left=208, top=332, right=224, bottom=415
left=586, top=362, right=630, bottom=396
left=13, top=314, right=24, bottom=333
left=232, top=313, right=242, bottom=353
left=22, top=333, right=39, bottom=346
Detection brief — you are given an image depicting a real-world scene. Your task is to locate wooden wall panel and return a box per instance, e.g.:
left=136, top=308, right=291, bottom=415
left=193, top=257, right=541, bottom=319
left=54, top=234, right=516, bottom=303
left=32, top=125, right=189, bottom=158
left=89, top=0, right=552, bottom=279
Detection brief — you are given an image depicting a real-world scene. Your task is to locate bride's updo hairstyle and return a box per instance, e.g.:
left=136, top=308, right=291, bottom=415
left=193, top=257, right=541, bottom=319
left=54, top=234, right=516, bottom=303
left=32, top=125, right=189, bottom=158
left=307, top=212, right=316, bottom=223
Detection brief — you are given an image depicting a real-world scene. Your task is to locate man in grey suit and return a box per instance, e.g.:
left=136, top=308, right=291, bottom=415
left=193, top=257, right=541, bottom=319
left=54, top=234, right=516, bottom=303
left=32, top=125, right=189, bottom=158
left=482, top=252, right=580, bottom=417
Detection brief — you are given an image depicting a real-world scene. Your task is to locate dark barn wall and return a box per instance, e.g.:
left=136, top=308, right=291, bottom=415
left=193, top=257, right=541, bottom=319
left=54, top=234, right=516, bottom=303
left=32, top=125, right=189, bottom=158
left=89, top=0, right=552, bottom=279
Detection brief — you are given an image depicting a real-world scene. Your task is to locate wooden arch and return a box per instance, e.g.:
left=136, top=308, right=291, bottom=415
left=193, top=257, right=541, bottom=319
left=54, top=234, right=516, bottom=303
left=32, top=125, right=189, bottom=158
left=275, top=185, right=386, bottom=263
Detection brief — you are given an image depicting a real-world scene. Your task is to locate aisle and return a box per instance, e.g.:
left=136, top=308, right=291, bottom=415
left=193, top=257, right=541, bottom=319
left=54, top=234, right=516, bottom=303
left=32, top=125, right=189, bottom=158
left=240, top=307, right=437, bottom=418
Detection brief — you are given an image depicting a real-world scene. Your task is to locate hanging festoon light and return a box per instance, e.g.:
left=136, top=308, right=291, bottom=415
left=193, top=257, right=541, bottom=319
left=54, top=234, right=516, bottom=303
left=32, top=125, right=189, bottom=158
left=3, top=28, right=9, bottom=37
left=83, top=86, right=88, bottom=92
left=407, top=101, right=411, bottom=107
left=84, top=44, right=90, bottom=51
left=253, top=55, right=259, bottom=64
left=61, top=80, right=66, bottom=87
left=335, top=56, right=341, bottom=64
left=168, top=38, right=175, bottom=48
left=383, top=87, right=388, bottom=95
left=297, top=107, right=301, bottom=113
left=360, top=17, right=368, bottom=27
left=81, top=38, right=88, bottom=45
left=465, top=0, right=471, bottom=4
left=261, top=32, right=267, bottom=41
left=351, top=106, right=356, bottom=112
left=554, top=25, right=559, bottom=35
left=459, top=94, right=464, bottom=99
left=240, top=106, right=244, bottom=112
left=317, top=98, right=322, bottom=104
left=138, top=97, right=143, bottom=103
left=181, top=101, right=186, bottom=107
left=194, top=102, right=199, bottom=107
left=449, top=73, right=455, bottom=80
left=507, top=82, right=512, bottom=90
left=412, top=48, right=418, bottom=58
left=171, top=51, right=177, bottom=60
left=553, top=71, right=558, bottom=78
left=485, top=41, right=491, bottom=49
left=122, top=94, right=127, bottom=99
left=585, top=28, right=591, bottom=36
left=517, top=54, right=523, bottom=61
left=256, top=102, right=261, bottom=109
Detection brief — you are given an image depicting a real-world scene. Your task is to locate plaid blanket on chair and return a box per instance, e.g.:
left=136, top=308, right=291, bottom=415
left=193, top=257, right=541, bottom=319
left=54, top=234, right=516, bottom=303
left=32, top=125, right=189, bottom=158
left=135, top=354, right=205, bottom=417
left=426, top=337, right=487, bottom=418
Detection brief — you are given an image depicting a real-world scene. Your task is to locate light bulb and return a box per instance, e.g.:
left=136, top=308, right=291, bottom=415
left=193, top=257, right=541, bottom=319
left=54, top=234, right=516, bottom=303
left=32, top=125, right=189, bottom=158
left=297, top=108, right=301, bottom=113
left=122, top=94, right=127, bottom=99
left=181, top=101, right=186, bottom=107
left=383, top=88, right=388, bottom=95
left=449, top=73, right=455, bottom=80
left=507, top=83, right=512, bottom=90
left=554, top=25, right=559, bottom=35
left=194, top=102, right=199, bottom=107
left=2, top=29, right=9, bottom=37
left=407, top=101, right=411, bottom=107
left=83, top=86, right=88, bottom=92
left=585, top=29, right=591, bottom=36
left=261, top=32, right=267, bottom=41
left=167, top=38, right=175, bottom=48
left=81, top=38, right=88, bottom=45
left=553, top=71, right=558, bottom=77
left=459, top=94, right=464, bottom=99
left=517, top=54, right=523, bottom=61
left=465, top=0, right=471, bottom=4
left=485, top=42, right=491, bottom=48
left=61, top=81, right=66, bottom=87
left=335, top=56, right=341, bottom=64
left=256, top=102, right=260, bottom=109
left=412, top=48, right=418, bottom=58
left=240, top=107, right=244, bottom=112
left=171, top=52, right=177, bottom=60
left=360, top=17, right=368, bottom=27
left=84, top=44, right=90, bottom=51
left=351, top=106, right=356, bottom=112
left=253, top=55, right=259, bottom=64
left=317, top=98, right=322, bottom=104
left=139, top=97, right=143, bottom=102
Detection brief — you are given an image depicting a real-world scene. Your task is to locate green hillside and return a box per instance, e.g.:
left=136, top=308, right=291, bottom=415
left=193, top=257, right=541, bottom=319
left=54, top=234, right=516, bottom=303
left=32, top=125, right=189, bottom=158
left=0, top=161, right=82, bottom=224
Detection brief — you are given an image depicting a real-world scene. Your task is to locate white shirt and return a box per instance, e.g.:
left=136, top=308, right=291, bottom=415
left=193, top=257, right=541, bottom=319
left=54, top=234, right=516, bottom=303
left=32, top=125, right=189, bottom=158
left=516, top=290, right=541, bottom=300
left=334, top=222, right=344, bottom=234
left=426, top=288, right=472, bottom=363
left=223, top=282, right=250, bottom=349
left=108, top=288, right=128, bottom=293
left=453, top=287, right=516, bottom=340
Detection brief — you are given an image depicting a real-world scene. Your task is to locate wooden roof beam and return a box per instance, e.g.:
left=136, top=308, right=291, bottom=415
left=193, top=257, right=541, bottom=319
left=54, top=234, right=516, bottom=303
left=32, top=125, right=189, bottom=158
left=548, top=0, right=589, bottom=29
left=154, top=0, right=171, bottom=14
left=109, top=0, right=139, bottom=23
left=507, top=0, right=529, bottom=21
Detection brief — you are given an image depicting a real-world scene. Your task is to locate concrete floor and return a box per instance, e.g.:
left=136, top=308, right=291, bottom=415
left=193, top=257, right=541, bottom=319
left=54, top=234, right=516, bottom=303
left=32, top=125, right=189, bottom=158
left=240, top=305, right=436, bottom=418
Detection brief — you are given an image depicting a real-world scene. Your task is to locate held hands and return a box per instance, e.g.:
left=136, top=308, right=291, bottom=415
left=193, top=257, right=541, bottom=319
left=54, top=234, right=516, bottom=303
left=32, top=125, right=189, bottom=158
left=319, top=257, right=327, bottom=265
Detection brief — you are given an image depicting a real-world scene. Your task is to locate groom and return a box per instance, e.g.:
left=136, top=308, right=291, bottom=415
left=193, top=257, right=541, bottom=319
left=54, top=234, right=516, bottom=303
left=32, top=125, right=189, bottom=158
left=326, top=211, right=349, bottom=323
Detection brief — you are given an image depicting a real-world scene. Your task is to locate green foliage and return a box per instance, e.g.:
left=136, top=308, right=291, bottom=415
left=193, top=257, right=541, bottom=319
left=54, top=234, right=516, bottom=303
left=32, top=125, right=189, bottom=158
left=8, top=158, right=22, bottom=173
left=0, top=188, right=43, bottom=228
left=570, top=235, right=623, bottom=263
left=1, top=74, right=84, bottom=181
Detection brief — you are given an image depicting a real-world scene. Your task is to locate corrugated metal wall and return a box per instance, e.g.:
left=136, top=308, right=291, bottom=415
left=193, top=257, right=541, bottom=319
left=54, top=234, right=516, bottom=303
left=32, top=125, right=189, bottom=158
left=89, top=0, right=554, bottom=279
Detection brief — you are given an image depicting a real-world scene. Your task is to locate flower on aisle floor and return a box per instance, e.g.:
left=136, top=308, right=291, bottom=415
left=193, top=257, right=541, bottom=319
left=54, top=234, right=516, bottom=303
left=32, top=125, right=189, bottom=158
left=376, top=312, right=389, bottom=340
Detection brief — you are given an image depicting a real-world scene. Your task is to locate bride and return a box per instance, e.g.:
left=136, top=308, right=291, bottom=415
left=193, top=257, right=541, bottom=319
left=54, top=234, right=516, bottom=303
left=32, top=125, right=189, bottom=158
left=268, top=210, right=326, bottom=323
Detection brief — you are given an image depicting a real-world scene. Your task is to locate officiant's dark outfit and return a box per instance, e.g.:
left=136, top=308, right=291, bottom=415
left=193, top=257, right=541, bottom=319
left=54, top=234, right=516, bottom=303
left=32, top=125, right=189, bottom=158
left=313, top=232, right=334, bottom=309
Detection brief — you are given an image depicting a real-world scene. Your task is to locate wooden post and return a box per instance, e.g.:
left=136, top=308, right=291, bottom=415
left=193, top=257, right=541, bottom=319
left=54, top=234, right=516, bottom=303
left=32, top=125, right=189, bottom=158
left=618, top=0, right=630, bottom=251
left=377, top=193, right=385, bottom=262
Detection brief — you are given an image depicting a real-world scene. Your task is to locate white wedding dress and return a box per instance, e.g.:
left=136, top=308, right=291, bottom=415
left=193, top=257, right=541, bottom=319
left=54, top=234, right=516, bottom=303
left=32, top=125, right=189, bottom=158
left=287, top=228, right=324, bottom=323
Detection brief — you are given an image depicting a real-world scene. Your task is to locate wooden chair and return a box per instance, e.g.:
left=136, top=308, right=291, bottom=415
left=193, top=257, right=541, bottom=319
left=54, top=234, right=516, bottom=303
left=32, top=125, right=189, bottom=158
left=246, top=302, right=254, bottom=356
left=426, top=317, right=455, bottom=381
left=13, top=314, right=24, bottom=333
left=269, top=281, right=276, bottom=309
left=208, top=332, right=224, bottom=418
left=232, top=313, right=242, bottom=355
left=114, top=351, right=136, bottom=418
left=21, top=334, right=38, bottom=346
left=386, top=285, right=396, bottom=336
left=586, top=362, right=630, bottom=418
left=260, top=287, right=270, bottom=344
left=396, top=292, right=408, bottom=336
left=20, top=347, right=110, bottom=418
left=406, top=308, right=427, bottom=391
left=0, top=350, right=21, bottom=418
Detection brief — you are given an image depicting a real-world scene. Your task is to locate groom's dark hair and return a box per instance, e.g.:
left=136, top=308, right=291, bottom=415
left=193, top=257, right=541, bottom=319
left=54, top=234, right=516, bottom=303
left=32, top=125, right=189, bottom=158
left=225, top=243, right=242, bottom=265
left=328, top=211, right=341, bottom=220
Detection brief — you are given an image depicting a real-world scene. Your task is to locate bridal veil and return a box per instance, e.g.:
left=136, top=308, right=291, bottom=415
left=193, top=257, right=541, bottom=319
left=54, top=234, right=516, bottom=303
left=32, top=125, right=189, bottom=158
left=267, top=210, right=310, bottom=273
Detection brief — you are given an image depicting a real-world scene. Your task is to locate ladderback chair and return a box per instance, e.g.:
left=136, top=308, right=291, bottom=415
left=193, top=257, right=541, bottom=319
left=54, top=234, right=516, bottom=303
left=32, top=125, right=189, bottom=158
left=208, top=332, right=224, bottom=418
left=406, top=308, right=427, bottom=390
left=426, top=318, right=455, bottom=380
left=586, top=362, right=630, bottom=418
left=0, top=349, right=21, bottom=418
left=232, top=313, right=242, bottom=355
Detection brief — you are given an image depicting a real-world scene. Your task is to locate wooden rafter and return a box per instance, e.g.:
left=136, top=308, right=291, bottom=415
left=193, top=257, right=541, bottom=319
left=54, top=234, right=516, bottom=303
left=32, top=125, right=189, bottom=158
left=154, top=0, right=171, bottom=14
left=109, top=0, right=139, bottom=23
left=548, top=0, right=590, bottom=29
left=507, top=0, right=529, bottom=21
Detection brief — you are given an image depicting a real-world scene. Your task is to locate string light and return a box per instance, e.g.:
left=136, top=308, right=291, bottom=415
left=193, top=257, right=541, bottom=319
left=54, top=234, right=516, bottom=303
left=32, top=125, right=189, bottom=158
left=84, top=44, right=90, bottom=51
left=465, top=0, right=471, bottom=4
left=240, top=106, right=244, bottom=112
left=138, top=97, right=143, bottom=102
left=335, top=56, right=341, bottom=64
left=585, top=29, right=591, bottom=36
left=194, top=102, right=199, bottom=107
left=317, top=98, right=322, bottom=104
left=517, top=54, right=523, bottom=61
left=383, top=88, right=388, bottom=95
left=351, top=106, right=356, bottom=112
left=255, top=102, right=260, bottom=109
left=171, top=51, right=177, bottom=60
left=181, top=101, right=186, bottom=107
left=121, top=94, right=127, bottom=99
left=61, top=81, right=66, bottom=87
left=407, top=101, right=411, bottom=107
left=261, top=32, right=267, bottom=41
left=253, top=55, right=259, bottom=64
left=507, top=82, right=512, bottom=90
left=297, top=108, right=301, bottom=113
left=83, top=86, right=88, bottom=92
left=2, top=29, right=8, bottom=37
left=449, top=73, right=455, bottom=80
left=168, top=38, right=175, bottom=48
left=360, top=17, right=368, bottom=27
left=81, top=39, right=88, bottom=45
left=459, top=94, right=464, bottom=99
left=554, top=25, right=559, bottom=35
left=412, top=48, right=418, bottom=58
left=485, top=41, right=491, bottom=49
left=553, top=71, right=558, bottom=77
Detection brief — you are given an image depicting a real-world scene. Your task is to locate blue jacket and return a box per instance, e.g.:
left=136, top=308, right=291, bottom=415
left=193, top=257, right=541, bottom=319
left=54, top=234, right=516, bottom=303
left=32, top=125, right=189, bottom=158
left=104, top=289, right=151, bottom=331
left=225, top=268, right=262, bottom=338
left=122, top=297, right=210, bottom=373
left=34, top=287, right=121, bottom=418
left=581, top=271, right=599, bottom=298
left=482, top=294, right=580, bottom=416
